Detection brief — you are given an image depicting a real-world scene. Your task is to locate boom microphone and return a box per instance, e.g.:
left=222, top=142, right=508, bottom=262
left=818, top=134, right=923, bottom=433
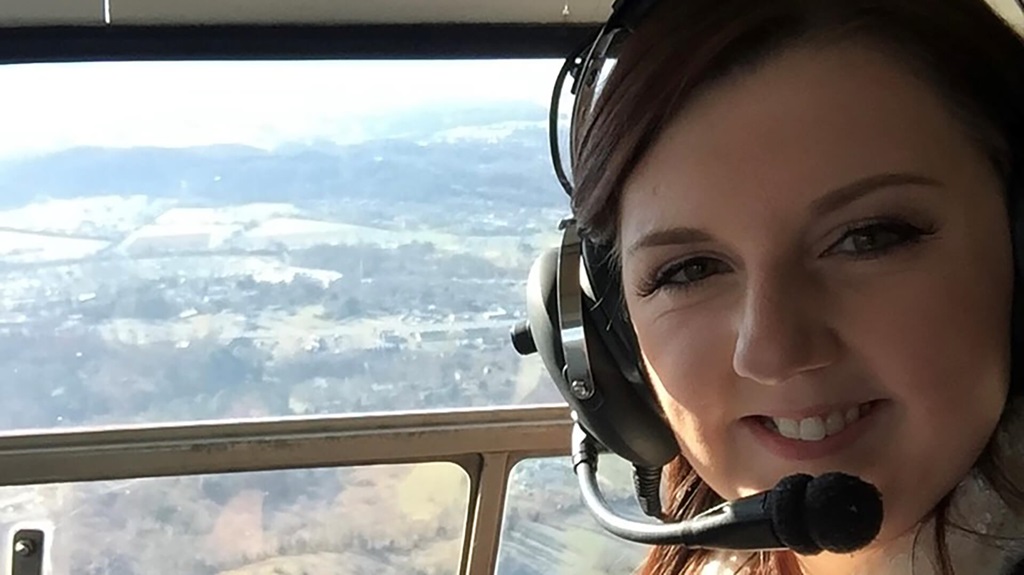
left=571, top=423, right=883, bottom=554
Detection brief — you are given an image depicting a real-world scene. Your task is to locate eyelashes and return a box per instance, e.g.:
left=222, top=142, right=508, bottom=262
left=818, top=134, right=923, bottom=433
left=822, top=218, right=937, bottom=259
left=635, top=256, right=728, bottom=298
left=633, top=216, right=939, bottom=298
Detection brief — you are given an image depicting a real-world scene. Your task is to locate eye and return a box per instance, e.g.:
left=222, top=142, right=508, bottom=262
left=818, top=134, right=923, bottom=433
left=823, top=219, right=936, bottom=259
left=637, top=256, right=731, bottom=297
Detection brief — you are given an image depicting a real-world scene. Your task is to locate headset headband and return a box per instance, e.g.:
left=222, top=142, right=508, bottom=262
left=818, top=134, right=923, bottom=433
left=549, top=0, right=658, bottom=197
left=551, top=0, right=1024, bottom=199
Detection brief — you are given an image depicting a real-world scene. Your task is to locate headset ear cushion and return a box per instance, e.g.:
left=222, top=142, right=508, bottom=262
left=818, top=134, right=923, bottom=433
left=572, top=237, right=678, bottom=467
left=581, top=239, right=666, bottom=416
left=577, top=305, right=679, bottom=467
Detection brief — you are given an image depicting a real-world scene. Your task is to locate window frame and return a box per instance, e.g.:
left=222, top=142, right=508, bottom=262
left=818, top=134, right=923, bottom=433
left=0, top=23, right=597, bottom=64
left=0, top=405, right=573, bottom=574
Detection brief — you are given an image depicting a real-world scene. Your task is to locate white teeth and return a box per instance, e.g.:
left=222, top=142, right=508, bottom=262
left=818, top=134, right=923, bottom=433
left=775, top=418, right=800, bottom=439
left=768, top=406, right=865, bottom=442
left=799, top=417, right=826, bottom=441
left=845, top=407, right=860, bottom=424
left=825, top=411, right=846, bottom=435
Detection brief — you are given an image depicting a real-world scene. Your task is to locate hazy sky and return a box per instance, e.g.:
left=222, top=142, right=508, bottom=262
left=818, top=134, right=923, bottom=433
left=0, top=59, right=561, bottom=159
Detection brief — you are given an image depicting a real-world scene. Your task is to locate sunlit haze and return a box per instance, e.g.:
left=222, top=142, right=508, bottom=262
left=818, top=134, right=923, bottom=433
left=0, top=59, right=561, bottom=159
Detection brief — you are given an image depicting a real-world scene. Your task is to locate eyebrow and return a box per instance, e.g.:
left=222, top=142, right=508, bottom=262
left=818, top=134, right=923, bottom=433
left=625, top=171, right=942, bottom=256
left=808, top=172, right=942, bottom=218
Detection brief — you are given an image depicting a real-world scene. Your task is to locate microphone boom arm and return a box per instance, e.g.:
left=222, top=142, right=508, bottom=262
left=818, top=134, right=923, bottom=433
left=570, top=422, right=883, bottom=554
left=572, top=422, right=785, bottom=549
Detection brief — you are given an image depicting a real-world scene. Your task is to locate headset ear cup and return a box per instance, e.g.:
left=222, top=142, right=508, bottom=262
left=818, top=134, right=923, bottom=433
left=521, top=248, right=567, bottom=389
left=515, top=233, right=678, bottom=468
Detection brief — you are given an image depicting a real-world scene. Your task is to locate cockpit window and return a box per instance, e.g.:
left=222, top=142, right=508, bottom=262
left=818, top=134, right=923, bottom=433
left=0, top=59, right=569, bottom=432
left=0, top=462, right=470, bottom=573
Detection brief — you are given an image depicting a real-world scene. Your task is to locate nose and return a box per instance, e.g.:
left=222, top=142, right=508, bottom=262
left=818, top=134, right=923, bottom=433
left=732, top=267, right=840, bottom=385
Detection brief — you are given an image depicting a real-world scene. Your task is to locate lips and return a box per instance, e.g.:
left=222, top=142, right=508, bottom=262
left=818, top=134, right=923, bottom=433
left=742, top=400, right=885, bottom=461
left=759, top=402, right=875, bottom=442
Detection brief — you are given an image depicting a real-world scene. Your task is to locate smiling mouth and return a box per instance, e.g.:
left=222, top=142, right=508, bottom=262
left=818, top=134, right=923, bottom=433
left=754, top=401, right=878, bottom=442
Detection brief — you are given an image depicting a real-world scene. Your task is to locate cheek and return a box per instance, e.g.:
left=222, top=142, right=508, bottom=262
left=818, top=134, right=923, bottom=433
left=842, top=230, right=1013, bottom=415
left=634, top=306, right=737, bottom=416
left=838, top=249, right=1013, bottom=541
left=859, top=292, right=1008, bottom=406
left=877, top=187, right=1014, bottom=410
left=842, top=260, right=1012, bottom=454
left=633, top=306, right=740, bottom=470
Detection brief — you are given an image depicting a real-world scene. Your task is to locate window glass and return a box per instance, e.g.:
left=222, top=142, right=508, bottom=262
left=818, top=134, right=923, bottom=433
left=0, top=462, right=469, bottom=574
left=497, top=455, right=649, bottom=575
left=0, top=59, right=568, bottom=431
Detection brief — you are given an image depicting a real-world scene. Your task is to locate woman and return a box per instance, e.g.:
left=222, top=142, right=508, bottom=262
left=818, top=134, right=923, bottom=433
left=563, top=0, right=1024, bottom=573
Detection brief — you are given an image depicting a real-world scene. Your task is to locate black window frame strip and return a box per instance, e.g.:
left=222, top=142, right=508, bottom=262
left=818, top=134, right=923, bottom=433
left=0, top=23, right=601, bottom=64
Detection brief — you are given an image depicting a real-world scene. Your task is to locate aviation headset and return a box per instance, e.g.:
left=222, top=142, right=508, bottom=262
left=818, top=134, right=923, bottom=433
left=511, top=0, right=1024, bottom=520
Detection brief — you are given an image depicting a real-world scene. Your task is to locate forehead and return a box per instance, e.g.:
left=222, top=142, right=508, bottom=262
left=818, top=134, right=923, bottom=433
left=618, top=40, right=976, bottom=246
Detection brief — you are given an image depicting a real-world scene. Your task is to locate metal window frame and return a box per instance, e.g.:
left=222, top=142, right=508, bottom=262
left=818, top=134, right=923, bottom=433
left=0, top=404, right=574, bottom=575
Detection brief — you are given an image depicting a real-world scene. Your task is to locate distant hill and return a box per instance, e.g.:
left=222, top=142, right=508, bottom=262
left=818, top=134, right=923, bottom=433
left=0, top=101, right=565, bottom=210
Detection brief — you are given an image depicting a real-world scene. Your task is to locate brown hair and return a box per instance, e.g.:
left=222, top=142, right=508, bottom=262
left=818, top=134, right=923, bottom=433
left=568, top=1, right=1024, bottom=574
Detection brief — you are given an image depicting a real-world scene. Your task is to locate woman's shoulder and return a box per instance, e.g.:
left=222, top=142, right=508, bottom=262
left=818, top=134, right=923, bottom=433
left=940, top=397, right=1024, bottom=573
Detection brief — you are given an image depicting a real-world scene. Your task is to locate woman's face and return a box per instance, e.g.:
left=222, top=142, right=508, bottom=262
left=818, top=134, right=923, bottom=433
left=618, top=40, right=1014, bottom=552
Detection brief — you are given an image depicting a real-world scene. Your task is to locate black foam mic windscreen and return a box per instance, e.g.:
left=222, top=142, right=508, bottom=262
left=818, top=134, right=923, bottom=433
left=766, top=472, right=884, bottom=554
